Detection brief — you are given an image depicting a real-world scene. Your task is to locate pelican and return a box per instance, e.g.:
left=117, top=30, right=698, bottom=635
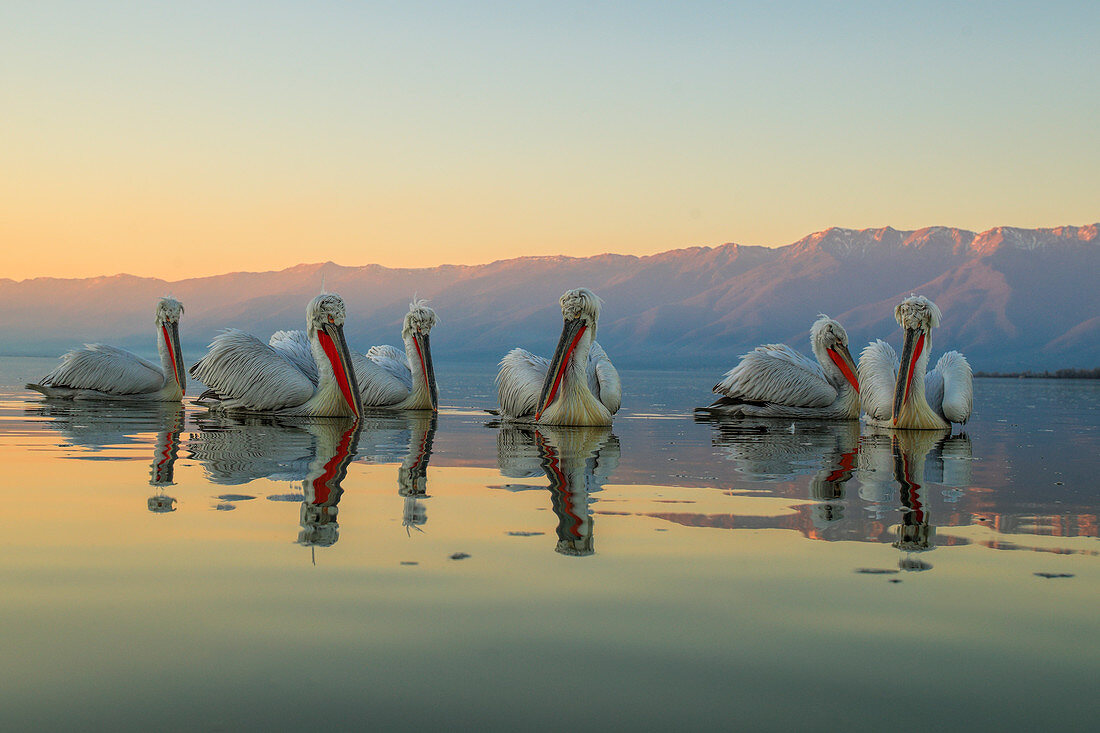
left=268, top=299, right=438, bottom=411
left=858, top=295, right=973, bottom=430
left=496, top=288, right=621, bottom=426
left=698, top=315, right=860, bottom=419
left=26, top=297, right=186, bottom=401
left=189, top=293, right=362, bottom=418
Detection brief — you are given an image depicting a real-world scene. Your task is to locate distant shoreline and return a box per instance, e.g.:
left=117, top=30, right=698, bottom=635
left=975, top=368, right=1100, bottom=380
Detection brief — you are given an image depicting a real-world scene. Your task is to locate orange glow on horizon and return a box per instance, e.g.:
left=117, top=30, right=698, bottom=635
left=3, top=2, right=1097, bottom=282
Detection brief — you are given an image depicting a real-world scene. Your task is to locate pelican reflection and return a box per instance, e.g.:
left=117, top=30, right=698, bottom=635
left=858, top=429, right=973, bottom=571
left=496, top=424, right=620, bottom=557
left=187, top=415, right=360, bottom=552
left=697, top=416, right=861, bottom=530
left=298, top=421, right=361, bottom=550
left=25, top=401, right=185, bottom=512
left=148, top=407, right=184, bottom=512
left=395, top=415, right=436, bottom=534
left=186, top=412, right=439, bottom=549
left=340, top=413, right=437, bottom=535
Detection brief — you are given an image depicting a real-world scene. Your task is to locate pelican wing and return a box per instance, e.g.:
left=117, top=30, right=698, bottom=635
left=587, top=342, right=622, bottom=415
left=497, top=348, right=549, bottom=419
left=858, top=340, right=899, bottom=422
left=268, top=330, right=319, bottom=384
left=926, top=351, right=973, bottom=424
left=356, top=353, right=412, bottom=407
left=366, top=345, right=414, bottom=391
left=714, top=344, right=836, bottom=408
left=190, top=329, right=315, bottom=411
left=40, top=344, right=164, bottom=395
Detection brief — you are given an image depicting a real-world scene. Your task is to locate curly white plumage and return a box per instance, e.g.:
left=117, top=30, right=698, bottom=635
left=859, top=295, right=973, bottom=429
left=269, top=329, right=318, bottom=383
left=189, top=293, right=362, bottom=417
left=38, top=345, right=165, bottom=396
left=495, top=288, right=620, bottom=426
left=701, top=315, right=860, bottom=419
left=497, top=348, right=550, bottom=420
left=191, top=329, right=316, bottom=412
left=716, top=345, right=836, bottom=407
left=27, top=297, right=186, bottom=401
left=367, top=345, right=414, bottom=390
left=585, top=342, right=621, bottom=414
left=857, top=340, right=899, bottom=423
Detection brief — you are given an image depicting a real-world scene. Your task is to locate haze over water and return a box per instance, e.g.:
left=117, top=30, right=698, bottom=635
left=0, top=359, right=1096, bottom=730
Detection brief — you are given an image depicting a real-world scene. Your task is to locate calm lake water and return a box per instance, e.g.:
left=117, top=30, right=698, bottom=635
left=0, top=356, right=1097, bottom=731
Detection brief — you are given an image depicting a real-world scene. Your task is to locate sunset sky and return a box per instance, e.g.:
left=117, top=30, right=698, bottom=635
left=2, top=1, right=1097, bottom=281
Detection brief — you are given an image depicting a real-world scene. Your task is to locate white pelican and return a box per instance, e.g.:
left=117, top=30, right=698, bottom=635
left=268, top=299, right=439, bottom=411
left=858, top=295, right=973, bottom=430
left=189, top=293, right=362, bottom=418
left=698, top=315, right=860, bottom=419
left=26, top=297, right=186, bottom=401
left=496, top=288, right=621, bottom=426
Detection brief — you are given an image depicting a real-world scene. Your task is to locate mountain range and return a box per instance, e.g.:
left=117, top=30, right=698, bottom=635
left=2, top=223, right=1096, bottom=372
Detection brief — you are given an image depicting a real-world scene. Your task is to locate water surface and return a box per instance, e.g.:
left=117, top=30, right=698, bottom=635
left=0, top=358, right=1096, bottom=731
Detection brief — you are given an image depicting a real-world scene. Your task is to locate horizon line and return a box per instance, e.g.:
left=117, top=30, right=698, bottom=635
left=5, top=220, right=1096, bottom=285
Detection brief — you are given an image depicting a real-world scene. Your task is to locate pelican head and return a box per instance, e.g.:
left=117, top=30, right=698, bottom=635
left=401, top=299, right=438, bottom=411
left=536, top=288, right=602, bottom=422
left=155, top=297, right=185, bottom=390
left=559, top=288, right=602, bottom=333
left=894, top=294, right=942, bottom=333
left=810, top=315, right=859, bottom=394
left=306, top=293, right=362, bottom=418
left=155, top=297, right=184, bottom=326
left=308, top=293, right=347, bottom=329
left=892, top=294, right=942, bottom=425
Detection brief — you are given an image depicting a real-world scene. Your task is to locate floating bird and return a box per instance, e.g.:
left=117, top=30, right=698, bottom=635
left=26, top=297, right=186, bottom=401
left=698, top=315, right=861, bottom=419
left=189, top=293, right=362, bottom=417
left=496, top=288, right=621, bottom=426
left=269, top=299, right=438, bottom=411
left=858, top=295, right=973, bottom=429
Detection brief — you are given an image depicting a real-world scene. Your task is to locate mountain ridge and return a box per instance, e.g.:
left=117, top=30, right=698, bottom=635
left=1, top=223, right=1096, bottom=372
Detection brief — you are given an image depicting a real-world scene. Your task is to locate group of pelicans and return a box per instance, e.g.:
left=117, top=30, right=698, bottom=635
left=26, top=287, right=973, bottom=430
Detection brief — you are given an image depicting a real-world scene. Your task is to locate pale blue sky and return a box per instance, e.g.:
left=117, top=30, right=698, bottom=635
left=2, top=1, right=1097, bottom=278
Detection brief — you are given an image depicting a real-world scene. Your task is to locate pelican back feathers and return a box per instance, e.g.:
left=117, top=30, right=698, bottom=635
left=31, top=344, right=165, bottom=397
left=190, top=329, right=315, bottom=412
left=496, top=348, right=550, bottom=420
left=857, top=339, right=899, bottom=423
